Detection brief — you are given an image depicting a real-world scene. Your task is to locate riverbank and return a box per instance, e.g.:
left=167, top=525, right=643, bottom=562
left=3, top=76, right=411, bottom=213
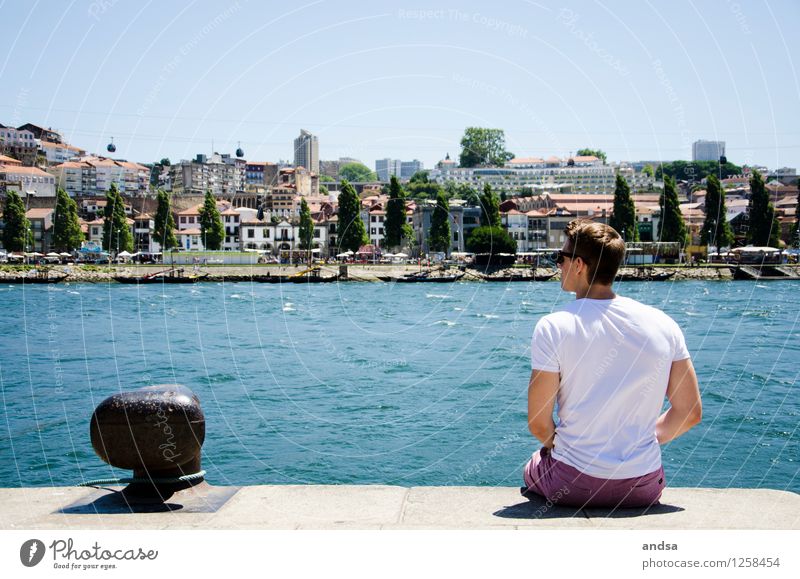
left=1, top=264, right=784, bottom=283
left=1, top=484, right=797, bottom=529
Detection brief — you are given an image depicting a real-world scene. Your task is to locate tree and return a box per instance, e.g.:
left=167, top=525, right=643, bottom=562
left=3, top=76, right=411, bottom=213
left=298, top=197, right=314, bottom=250
left=102, top=182, right=133, bottom=254
left=336, top=179, right=368, bottom=252
left=656, top=160, right=742, bottom=182
left=642, top=164, right=655, bottom=178
left=1, top=190, right=32, bottom=252
left=428, top=191, right=451, bottom=253
left=409, top=171, right=429, bottom=184
left=459, top=127, right=514, bottom=168
left=479, top=183, right=501, bottom=227
left=576, top=148, right=607, bottom=164
left=319, top=184, right=329, bottom=195
left=338, top=162, right=376, bottom=182
left=466, top=226, right=516, bottom=255
left=657, top=176, right=687, bottom=244
left=198, top=190, right=224, bottom=250
left=319, top=174, right=335, bottom=183
left=52, top=187, right=83, bottom=252
left=153, top=189, right=178, bottom=250
left=700, top=174, right=733, bottom=253
left=609, top=173, right=638, bottom=242
left=747, top=170, right=780, bottom=247
left=384, top=176, right=412, bottom=250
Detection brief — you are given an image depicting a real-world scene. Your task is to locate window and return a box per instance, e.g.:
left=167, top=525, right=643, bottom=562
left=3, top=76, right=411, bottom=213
left=314, top=229, right=320, bottom=238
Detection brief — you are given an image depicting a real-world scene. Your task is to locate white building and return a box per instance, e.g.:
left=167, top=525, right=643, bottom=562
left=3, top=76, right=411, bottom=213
left=0, top=165, right=56, bottom=197
left=375, top=158, right=401, bottom=181
left=40, top=141, right=84, bottom=165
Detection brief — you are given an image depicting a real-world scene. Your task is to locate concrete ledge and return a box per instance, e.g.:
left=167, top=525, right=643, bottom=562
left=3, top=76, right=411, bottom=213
left=0, top=486, right=797, bottom=530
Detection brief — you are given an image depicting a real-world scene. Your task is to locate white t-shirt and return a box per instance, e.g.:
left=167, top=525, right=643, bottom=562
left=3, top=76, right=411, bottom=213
left=530, top=295, right=690, bottom=479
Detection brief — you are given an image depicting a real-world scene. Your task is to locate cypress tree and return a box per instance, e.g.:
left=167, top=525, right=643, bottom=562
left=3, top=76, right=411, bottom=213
left=658, top=176, right=687, bottom=244
left=153, top=189, right=178, bottom=250
left=52, top=187, right=84, bottom=252
left=2, top=190, right=32, bottom=252
left=609, top=173, right=638, bottom=241
left=336, top=179, right=368, bottom=252
left=102, top=182, right=133, bottom=254
left=700, top=174, right=733, bottom=253
left=428, top=191, right=451, bottom=253
left=747, top=170, right=781, bottom=247
left=479, top=182, right=500, bottom=227
left=384, top=176, right=409, bottom=250
left=298, top=197, right=314, bottom=250
left=198, top=190, right=224, bottom=250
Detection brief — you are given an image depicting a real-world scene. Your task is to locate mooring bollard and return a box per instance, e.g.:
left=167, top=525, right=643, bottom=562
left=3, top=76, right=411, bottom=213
left=89, top=384, right=205, bottom=500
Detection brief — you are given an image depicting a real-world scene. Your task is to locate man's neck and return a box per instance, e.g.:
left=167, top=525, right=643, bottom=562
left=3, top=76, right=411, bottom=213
left=575, top=283, right=616, bottom=300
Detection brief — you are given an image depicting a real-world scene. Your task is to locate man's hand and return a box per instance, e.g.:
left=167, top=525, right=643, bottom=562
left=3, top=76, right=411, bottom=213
left=528, top=369, right=559, bottom=448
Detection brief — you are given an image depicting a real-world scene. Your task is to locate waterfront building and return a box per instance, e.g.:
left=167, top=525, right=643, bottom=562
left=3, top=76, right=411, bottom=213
left=25, top=208, right=54, bottom=253
left=294, top=129, right=319, bottom=173
left=0, top=165, right=56, bottom=197
left=0, top=124, right=38, bottom=166
left=133, top=213, right=158, bottom=254
left=412, top=199, right=481, bottom=255
left=692, top=140, right=726, bottom=162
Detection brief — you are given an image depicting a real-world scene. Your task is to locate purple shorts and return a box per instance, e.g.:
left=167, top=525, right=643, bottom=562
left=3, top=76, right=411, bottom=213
left=522, top=447, right=665, bottom=508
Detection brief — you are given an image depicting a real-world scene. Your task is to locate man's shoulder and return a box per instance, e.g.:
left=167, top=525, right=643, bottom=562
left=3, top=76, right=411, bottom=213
left=615, top=296, right=680, bottom=327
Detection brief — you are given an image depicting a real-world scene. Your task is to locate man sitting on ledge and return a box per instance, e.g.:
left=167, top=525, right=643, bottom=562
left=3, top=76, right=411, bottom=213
left=523, top=219, right=702, bottom=508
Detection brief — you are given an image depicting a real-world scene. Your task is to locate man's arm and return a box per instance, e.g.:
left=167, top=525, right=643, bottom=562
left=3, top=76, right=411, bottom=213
left=527, top=369, right=559, bottom=448
left=656, top=358, right=702, bottom=444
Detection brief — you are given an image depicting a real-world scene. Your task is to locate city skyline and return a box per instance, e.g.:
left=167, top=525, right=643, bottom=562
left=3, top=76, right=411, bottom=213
left=2, top=1, right=799, bottom=170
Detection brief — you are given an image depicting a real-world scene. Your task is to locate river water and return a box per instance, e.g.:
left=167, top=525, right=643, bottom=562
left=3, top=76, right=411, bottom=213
left=0, top=280, right=797, bottom=491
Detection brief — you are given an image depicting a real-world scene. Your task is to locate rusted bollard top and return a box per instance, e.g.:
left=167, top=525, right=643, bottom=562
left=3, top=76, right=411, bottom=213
left=90, top=384, right=205, bottom=477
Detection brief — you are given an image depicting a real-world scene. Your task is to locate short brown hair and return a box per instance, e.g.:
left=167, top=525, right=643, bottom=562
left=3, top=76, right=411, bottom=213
left=564, top=219, right=625, bottom=285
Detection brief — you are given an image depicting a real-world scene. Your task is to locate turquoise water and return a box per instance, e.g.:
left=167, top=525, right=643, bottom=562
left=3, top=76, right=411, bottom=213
left=0, top=280, right=797, bottom=491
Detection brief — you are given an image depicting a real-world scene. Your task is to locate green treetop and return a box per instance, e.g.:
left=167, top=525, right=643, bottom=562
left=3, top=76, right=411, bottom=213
left=657, top=176, right=687, bottom=245
left=428, top=191, right=451, bottom=253
left=153, top=189, right=178, bottom=250
left=700, top=174, right=734, bottom=252
left=336, top=179, right=368, bottom=252
left=466, top=226, right=516, bottom=255
left=102, top=182, right=133, bottom=254
left=1, top=190, right=32, bottom=252
left=747, top=170, right=781, bottom=247
left=459, top=127, right=514, bottom=168
left=479, top=182, right=501, bottom=227
left=384, top=176, right=412, bottom=250
left=609, top=173, right=638, bottom=242
left=298, top=197, right=315, bottom=250
left=338, top=162, right=377, bottom=182
left=52, top=187, right=83, bottom=252
left=198, top=190, right=224, bottom=250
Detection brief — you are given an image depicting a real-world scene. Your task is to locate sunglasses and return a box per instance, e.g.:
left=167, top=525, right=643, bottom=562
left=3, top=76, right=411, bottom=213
left=556, top=249, right=587, bottom=265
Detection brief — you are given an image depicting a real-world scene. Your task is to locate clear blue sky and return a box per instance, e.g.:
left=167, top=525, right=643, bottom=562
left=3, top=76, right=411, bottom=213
left=2, top=0, right=799, bottom=170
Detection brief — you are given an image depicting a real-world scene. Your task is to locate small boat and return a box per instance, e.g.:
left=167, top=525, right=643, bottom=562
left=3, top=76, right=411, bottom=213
left=616, top=271, right=675, bottom=282
left=4, top=274, right=67, bottom=284
left=290, top=275, right=339, bottom=283
left=114, top=268, right=208, bottom=284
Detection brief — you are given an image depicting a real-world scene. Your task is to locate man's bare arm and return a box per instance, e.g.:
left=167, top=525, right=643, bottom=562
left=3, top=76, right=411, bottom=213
left=656, top=358, right=702, bottom=444
left=527, top=369, right=559, bottom=448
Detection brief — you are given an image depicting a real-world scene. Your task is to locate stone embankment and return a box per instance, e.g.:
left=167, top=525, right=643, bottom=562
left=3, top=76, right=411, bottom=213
left=4, top=264, right=799, bottom=283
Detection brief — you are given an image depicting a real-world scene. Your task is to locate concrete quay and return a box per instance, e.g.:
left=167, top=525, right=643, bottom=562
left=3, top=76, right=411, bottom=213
left=1, top=485, right=797, bottom=530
